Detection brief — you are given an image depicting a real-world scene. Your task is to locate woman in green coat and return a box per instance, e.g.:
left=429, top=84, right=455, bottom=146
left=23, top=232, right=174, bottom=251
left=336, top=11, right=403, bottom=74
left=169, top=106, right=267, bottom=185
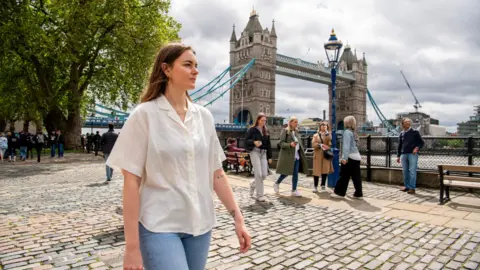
left=273, top=116, right=308, bottom=197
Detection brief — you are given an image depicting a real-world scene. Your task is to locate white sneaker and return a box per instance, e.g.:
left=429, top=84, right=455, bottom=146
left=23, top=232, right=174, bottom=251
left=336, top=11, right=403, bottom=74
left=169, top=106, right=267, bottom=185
left=256, top=196, right=266, bottom=202
left=312, top=187, right=318, bottom=193
left=291, top=190, right=302, bottom=197
left=249, top=184, right=255, bottom=197
left=273, top=183, right=279, bottom=193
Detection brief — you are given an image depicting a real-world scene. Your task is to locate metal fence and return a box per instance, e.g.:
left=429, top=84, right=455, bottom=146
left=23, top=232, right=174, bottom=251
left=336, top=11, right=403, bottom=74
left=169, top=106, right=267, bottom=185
left=220, top=136, right=480, bottom=171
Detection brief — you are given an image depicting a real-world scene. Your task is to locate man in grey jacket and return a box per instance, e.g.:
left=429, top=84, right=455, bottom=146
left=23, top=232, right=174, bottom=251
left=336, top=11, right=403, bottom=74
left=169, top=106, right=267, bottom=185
left=101, top=123, right=119, bottom=182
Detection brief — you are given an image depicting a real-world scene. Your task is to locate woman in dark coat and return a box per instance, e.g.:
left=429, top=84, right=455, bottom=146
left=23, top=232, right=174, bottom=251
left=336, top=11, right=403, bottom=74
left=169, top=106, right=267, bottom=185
left=244, top=113, right=272, bottom=202
left=273, top=116, right=308, bottom=197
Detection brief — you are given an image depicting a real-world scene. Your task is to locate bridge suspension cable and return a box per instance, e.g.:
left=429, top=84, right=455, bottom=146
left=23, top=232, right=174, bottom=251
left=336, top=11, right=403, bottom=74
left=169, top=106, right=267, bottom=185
left=190, top=66, right=230, bottom=97
left=367, top=88, right=399, bottom=136
left=193, top=58, right=255, bottom=103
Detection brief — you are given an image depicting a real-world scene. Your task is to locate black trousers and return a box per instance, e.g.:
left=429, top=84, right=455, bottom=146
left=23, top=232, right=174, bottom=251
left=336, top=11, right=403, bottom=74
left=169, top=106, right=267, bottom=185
left=36, top=145, right=43, bottom=162
left=313, top=174, right=328, bottom=187
left=334, top=158, right=363, bottom=197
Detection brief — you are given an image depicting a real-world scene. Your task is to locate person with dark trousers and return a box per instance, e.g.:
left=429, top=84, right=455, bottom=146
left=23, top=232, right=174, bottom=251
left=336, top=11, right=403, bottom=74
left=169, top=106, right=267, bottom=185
left=56, top=130, right=65, bottom=158
left=244, top=113, right=272, bottom=202
left=86, top=133, right=92, bottom=153
left=18, top=131, right=28, bottom=161
left=49, top=131, right=57, bottom=158
left=27, top=133, right=35, bottom=159
left=332, top=116, right=363, bottom=199
left=101, top=123, right=118, bottom=182
left=311, top=121, right=334, bottom=192
left=396, top=118, right=424, bottom=194
left=7, top=131, right=19, bottom=162
left=34, top=130, right=45, bottom=162
left=93, top=131, right=101, bottom=156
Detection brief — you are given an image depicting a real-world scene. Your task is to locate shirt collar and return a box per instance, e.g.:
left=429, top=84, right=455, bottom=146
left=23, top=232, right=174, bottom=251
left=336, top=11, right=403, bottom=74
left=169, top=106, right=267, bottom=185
left=156, top=95, right=198, bottom=113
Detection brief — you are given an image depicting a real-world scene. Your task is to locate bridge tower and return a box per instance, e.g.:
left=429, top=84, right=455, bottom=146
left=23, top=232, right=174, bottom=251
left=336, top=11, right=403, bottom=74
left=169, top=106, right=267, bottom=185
left=229, top=9, right=277, bottom=125
left=328, top=45, right=368, bottom=129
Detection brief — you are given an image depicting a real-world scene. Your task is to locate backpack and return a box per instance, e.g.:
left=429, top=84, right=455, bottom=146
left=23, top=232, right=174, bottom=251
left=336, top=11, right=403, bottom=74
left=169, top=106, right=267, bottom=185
left=277, top=131, right=289, bottom=151
left=36, top=134, right=44, bottom=144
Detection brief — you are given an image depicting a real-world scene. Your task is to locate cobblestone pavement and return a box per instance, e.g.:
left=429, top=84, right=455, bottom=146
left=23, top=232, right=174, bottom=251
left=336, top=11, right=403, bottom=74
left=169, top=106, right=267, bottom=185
left=1, top=157, right=480, bottom=269
left=262, top=172, right=480, bottom=205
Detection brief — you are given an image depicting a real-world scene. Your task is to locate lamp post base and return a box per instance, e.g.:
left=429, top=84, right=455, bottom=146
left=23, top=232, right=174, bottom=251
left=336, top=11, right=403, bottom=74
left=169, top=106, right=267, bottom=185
left=328, top=147, right=340, bottom=188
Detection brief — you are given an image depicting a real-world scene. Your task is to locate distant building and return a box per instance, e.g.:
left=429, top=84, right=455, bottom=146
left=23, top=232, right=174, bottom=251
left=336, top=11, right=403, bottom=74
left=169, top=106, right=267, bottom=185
left=386, top=111, right=446, bottom=136
left=457, top=105, right=480, bottom=136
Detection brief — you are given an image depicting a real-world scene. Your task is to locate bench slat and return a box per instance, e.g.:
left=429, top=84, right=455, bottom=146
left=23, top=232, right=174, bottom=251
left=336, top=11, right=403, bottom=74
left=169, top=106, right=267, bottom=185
left=439, top=165, right=480, bottom=173
left=444, top=180, right=480, bottom=188
left=444, top=175, right=480, bottom=183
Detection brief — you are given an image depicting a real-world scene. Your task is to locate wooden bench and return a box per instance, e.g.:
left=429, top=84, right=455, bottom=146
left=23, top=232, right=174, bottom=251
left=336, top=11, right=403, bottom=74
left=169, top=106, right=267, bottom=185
left=224, top=151, right=252, bottom=175
left=438, top=164, right=480, bottom=205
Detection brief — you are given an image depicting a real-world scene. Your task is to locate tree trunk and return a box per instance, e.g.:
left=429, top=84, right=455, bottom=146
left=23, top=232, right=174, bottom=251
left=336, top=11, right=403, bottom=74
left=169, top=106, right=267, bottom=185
left=23, top=120, right=30, bottom=132
left=0, top=119, right=6, bottom=132
left=44, top=107, right=67, bottom=136
left=65, top=107, right=82, bottom=150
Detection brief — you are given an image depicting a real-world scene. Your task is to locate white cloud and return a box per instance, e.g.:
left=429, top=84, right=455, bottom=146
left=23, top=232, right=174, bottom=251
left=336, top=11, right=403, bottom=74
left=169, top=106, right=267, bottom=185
left=171, top=0, right=480, bottom=133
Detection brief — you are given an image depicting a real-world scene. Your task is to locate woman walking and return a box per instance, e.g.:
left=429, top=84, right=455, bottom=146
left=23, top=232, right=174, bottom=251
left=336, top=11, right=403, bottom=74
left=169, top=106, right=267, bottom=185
left=312, top=122, right=333, bottom=192
left=273, top=116, right=308, bottom=197
left=245, top=113, right=272, bottom=202
left=332, top=116, right=363, bottom=199
left=106, top=43, right=251, bottom=270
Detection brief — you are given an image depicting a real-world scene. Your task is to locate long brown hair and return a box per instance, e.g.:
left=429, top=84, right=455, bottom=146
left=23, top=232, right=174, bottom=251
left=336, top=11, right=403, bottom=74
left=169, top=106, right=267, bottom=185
left=140, top=43, right=194, bottom=103
left=253, top=113, right=269, bottom=136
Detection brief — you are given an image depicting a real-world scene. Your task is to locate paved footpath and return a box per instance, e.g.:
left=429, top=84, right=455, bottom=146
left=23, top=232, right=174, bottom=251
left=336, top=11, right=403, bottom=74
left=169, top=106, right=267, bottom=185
left=1, top=155, right=480, bottom=270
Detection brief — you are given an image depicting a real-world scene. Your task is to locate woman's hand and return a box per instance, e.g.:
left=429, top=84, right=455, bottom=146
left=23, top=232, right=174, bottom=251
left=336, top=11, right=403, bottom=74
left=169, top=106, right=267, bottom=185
left=290, top=142, right=296, bottom=147
left=123, top=247, right=143, bottom=270
left=235, top=220, right=251, bottom=253
left=268, top=159, right=272, bottom=164
left=254, top=141, right=262, bottom=147
left=322, top=144, right=330, bottom=150
left=341, top=159, right=347, bottom=165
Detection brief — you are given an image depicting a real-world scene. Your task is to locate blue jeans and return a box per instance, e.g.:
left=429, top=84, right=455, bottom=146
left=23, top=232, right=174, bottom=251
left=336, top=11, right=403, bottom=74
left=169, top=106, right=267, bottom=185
left=401, top=153, right=418, bottom=190
left=276, top=158, right=300, bottom=191
left=139, top=223, right=211, bottom=270
left=20, top=146, right=27, bottom=159
left=104, top=153, right=113, bottom=180
left=58, top=143, right=64, bottom=157
left=50, top=144, right=56, bottom=157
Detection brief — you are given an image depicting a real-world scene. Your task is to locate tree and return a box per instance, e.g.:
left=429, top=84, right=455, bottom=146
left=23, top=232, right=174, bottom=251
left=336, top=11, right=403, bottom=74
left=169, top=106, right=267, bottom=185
left=0, top=0, right=180, bottom=148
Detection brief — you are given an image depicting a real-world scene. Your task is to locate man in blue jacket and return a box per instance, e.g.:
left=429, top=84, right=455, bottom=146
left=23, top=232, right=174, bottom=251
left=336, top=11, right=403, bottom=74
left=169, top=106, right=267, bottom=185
left=396, top=118, right=424, bottom=194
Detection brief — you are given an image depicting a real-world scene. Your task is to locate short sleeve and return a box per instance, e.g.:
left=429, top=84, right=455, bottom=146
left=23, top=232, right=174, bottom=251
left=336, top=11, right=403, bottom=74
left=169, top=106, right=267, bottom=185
left=211, top=132, right=226, bottom=171
left=106, top=106, right=148, bottom=177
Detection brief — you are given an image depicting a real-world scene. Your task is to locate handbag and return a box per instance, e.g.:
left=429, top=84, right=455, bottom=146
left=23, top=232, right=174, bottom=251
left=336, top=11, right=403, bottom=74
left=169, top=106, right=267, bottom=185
left=319, top=133, right=333, bottom=160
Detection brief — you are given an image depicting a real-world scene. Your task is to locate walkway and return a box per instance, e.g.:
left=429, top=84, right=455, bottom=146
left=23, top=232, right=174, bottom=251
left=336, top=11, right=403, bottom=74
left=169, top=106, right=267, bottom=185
left=0, top=156, right=479, bottom=269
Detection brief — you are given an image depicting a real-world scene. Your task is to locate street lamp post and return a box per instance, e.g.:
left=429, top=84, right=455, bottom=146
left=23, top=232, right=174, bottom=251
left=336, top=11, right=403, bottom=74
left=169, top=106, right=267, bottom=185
left=324, top=29, right=343, bottom=188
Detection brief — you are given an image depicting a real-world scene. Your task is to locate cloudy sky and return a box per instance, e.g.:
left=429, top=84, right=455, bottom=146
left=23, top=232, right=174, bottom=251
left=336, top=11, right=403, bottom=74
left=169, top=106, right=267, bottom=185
left=170, top=0, right=480, bottom=132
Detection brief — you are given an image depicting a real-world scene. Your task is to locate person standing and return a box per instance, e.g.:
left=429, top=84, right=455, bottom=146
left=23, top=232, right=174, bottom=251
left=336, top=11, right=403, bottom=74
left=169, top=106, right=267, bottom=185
left=273, top=116, right=309, bottom=197
left=101, top=123, right=118, bottom=182
left=396, top=118, right=424, bottom=194
left=49, top=131, right=57, bottom=158
left=245, top=113, right=272, bottom=202
left=332, top=116, right=363, bottom=199
left=93, top=131, right=101, bottom=156
left=56, top=130, right=65, bottom=158
left=34, top=130, right=45, bottom=163
left=18, top=131, right=28, bottom=161
left=7, top=132, right=18, bottom=162
left=312, top=122, right=334, bottom=192
left=105, top=43, right=250, bottom=270
left=0, top=132, right=8, bottom=162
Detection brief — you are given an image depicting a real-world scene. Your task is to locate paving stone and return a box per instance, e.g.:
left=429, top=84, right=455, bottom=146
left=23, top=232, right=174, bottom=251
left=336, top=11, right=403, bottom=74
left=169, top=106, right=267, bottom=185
left=364, top=259, right=382, bottom=269
left=464, top=261, right=479, bottom=270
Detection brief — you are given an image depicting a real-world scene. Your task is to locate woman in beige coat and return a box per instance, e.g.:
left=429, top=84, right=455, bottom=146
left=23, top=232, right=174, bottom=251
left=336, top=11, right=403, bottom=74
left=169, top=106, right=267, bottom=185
left=312, top=122, right=334, bottom=192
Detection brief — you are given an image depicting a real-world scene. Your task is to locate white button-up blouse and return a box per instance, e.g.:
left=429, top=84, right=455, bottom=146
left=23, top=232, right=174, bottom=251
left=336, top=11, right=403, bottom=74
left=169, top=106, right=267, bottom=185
left=106, top=95, right=226, bottom=236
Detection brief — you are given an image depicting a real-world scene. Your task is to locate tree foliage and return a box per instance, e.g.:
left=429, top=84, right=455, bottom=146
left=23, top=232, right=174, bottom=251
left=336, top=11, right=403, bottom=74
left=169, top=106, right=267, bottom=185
left=0, top=0, right=181, bottom=147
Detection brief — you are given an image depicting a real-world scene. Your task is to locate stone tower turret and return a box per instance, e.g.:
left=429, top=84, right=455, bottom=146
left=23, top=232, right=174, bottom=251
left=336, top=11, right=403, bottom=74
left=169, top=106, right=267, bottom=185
left=328, top=45, right=368, bottom=128
left=229, top=9, right=277, bottom=124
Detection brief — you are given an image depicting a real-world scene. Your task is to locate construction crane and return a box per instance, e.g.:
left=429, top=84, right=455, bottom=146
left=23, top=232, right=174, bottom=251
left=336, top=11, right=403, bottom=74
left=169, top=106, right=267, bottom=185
left=400, top=70, right=422, bottom=112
